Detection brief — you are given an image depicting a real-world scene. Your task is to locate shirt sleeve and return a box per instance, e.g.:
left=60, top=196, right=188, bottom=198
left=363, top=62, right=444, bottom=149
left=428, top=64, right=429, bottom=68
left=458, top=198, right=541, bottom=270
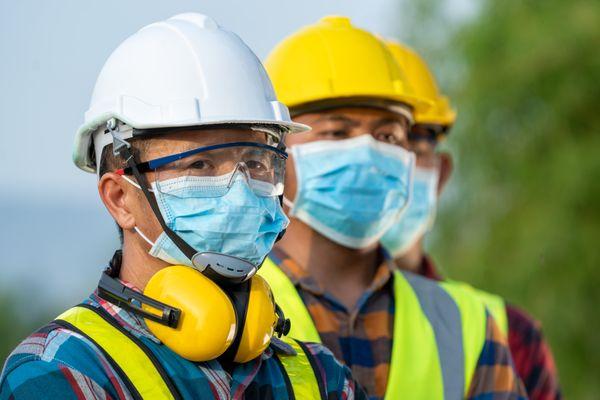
left=302, top=342, right=369, bottom=400
left=466, top=312, right=529, bottom=400
left=506, top=305, right=562, bottom=400
left=0, top=360, right=112, bottom=400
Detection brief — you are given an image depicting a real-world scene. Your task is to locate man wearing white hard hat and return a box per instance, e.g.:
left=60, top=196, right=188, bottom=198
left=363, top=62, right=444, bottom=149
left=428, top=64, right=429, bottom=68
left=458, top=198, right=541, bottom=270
left=0, top=14, right=365, bottom=400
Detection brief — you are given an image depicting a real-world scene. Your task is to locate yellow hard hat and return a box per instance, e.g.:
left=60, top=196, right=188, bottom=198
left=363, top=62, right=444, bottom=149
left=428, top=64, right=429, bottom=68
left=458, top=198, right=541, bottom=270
left=264, top=16, right=430, bottom=117
left=386, top=40, right=457, bottom=127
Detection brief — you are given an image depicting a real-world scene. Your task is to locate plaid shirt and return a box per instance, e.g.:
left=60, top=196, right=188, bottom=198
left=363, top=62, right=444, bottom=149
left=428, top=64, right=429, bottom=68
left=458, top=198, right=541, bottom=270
left=269, top=247, right=527, bottom=400
left=420, top=256, right=562, bottom=400
left=1, top=286, right=366, bottom=400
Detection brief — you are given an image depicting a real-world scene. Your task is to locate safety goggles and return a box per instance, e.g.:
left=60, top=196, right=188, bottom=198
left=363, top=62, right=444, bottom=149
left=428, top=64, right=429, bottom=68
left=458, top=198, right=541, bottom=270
left=116, top=141, right=287, bottom=198
left=406, top=125, right=446, bottom=168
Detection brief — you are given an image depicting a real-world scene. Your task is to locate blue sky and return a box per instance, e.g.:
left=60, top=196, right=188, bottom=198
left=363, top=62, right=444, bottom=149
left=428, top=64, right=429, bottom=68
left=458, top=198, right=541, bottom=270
left=0, top=0, right=474, bottom=314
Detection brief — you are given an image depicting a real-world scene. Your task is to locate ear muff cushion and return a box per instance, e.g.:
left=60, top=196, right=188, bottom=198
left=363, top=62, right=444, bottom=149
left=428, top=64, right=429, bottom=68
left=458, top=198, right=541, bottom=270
left=143, top=266, right=237, bottom=361
left=233, top=275, right=278, bottom=363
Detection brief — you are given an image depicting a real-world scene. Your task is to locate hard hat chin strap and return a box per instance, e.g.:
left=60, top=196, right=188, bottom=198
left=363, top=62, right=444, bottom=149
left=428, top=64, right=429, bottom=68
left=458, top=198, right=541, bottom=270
left=108, top=121, right=251, bottom=285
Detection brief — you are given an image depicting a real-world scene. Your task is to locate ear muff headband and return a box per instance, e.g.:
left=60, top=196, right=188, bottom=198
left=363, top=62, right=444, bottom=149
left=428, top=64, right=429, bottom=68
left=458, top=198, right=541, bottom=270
left=219, top=280, right=251, bottom=363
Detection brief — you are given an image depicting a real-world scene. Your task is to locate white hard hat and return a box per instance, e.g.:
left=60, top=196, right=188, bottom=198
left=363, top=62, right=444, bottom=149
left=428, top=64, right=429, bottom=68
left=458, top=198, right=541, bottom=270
left=73, top=13, right=309, bottom=173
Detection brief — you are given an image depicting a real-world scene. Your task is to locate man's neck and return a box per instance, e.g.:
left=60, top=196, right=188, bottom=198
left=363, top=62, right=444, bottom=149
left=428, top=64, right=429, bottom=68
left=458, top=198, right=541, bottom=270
left=120, top=234, right=168, bottom=290
left=275, top=219, right=380, bottom=310
left=393, top=241, right=425, bottom=273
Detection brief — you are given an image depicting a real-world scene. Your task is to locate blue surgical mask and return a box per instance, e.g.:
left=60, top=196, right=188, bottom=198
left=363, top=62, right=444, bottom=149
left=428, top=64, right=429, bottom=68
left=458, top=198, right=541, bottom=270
left=125, top=172, right=289, bottom=271
left=285, top=134, right=415, bottom=249
left=381, top=166, right=438, bottom=257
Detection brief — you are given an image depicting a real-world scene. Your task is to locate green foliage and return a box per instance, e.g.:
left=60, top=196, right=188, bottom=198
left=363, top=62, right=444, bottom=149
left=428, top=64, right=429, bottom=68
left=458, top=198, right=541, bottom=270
left=424, top=0, right=600, bottom=398
left=0, top=295, right=46, bottom=364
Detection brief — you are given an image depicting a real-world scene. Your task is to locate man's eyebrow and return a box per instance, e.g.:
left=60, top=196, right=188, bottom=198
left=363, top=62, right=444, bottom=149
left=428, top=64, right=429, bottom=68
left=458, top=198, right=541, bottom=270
left=314, top=114, right=361, bottom=127
left=372, top=117, right=406, bottom=130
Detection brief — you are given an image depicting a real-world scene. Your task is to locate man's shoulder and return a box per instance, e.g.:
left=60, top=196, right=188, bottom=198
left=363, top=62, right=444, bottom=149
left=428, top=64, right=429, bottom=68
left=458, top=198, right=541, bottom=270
left=296, top=341, right=350, bottom=382
left=296, top=340, right=368, bottom=399
left=0, top=303, right=138, bottom=399
left=273, top=336, right=347, bottom=375
left=506, top=303, right=542, bottom=335
left=0, top=322, right=99, bottom=380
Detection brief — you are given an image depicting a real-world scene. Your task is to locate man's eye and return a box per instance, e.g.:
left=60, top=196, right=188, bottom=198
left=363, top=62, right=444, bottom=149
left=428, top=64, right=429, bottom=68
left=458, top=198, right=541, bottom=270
left=246, top=159, right=269, bottom=172
left=375, top=132, right=400, bottom=144
left=319, top=130, right=348, bottom=139
left=189, top=159, right=211, bottom=170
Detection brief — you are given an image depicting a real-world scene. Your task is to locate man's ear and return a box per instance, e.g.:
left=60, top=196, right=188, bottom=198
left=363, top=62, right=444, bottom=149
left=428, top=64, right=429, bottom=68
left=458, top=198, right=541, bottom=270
left=98, top=173, right=136, bottom=231
left=437, top=152, right=453, bottom=196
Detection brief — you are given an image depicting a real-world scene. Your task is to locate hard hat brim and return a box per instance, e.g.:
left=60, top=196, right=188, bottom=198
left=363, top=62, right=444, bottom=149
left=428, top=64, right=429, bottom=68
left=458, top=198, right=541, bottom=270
left=73, top=114, right=310, bottom=173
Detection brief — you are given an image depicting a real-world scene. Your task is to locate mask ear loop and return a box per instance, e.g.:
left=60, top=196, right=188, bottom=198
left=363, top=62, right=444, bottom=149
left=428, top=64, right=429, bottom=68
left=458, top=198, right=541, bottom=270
left=282, top=196, right=294, bottom=209
left=134, top=227, right=156, bottom=247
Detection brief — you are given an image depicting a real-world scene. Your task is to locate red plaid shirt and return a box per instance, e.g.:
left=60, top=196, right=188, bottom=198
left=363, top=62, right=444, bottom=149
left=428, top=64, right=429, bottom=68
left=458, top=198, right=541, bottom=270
left=420, top=255, right=562, bottom=400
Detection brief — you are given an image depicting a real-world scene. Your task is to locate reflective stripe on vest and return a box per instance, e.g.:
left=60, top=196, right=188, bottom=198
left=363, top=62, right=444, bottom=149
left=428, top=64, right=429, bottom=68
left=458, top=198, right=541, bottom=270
left=259, top=258, right=488, bottom=400
left=56, top=304, right=324, bottom=399
left=438, top=280, right=487, bottom=397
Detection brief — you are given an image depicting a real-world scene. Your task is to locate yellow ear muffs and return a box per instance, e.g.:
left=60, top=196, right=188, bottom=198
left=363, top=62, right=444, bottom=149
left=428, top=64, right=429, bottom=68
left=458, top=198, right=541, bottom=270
left=143, top=265, right=237, bottom=361
left=142, top=265, right=280, bottom=364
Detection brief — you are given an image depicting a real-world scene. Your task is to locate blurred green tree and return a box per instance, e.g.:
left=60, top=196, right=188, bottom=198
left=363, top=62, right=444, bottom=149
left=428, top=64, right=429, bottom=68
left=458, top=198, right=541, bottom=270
left=408, top=0, right=600, bottom=398
left=0, top=294, right=45, bottom=364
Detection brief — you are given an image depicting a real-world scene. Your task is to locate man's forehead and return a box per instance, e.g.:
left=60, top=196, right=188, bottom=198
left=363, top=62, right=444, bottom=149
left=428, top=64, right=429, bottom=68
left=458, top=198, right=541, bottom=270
left=304, top=107, right=408, bottom=126
left=139, top=128, right=269, bottom=157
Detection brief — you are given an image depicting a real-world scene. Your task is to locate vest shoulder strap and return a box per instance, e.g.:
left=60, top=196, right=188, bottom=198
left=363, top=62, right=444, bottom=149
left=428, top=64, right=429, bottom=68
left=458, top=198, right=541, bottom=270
left=277, top=336, right=325, bottom=400
left=451, top=281, right=508, bottom=336
left=55, top=305, right=178, bottom=400
left=259, top=258, right=321, bottom=343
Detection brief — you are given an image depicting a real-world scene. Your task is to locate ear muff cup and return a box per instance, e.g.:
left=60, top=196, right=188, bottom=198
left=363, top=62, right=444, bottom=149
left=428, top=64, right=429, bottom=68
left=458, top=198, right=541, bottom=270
left=142, top=266, right=279, bottom=363
left=233, top=274, right=278, bottom=363
left=143, top=266, right=237, bottom=361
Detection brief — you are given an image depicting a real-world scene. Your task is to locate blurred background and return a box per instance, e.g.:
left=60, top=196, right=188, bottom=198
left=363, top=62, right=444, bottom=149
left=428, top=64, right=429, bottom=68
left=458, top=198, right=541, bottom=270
left=0, top=0, right=598, bottom=397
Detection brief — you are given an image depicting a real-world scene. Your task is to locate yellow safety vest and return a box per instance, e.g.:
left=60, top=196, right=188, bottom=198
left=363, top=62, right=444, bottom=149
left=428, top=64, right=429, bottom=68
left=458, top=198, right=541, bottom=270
left=259, top=258, right=489, bottom=400
left=55, top=304, right=324, bottom=399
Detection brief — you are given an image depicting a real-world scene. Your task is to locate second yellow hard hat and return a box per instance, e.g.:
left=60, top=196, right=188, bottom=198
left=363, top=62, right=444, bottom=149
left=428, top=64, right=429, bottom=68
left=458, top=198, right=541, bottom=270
left=386, top=40, right=457, bottom=127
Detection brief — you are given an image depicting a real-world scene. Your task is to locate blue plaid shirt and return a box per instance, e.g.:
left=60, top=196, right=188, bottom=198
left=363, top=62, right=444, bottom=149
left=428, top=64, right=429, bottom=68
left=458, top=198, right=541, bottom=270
left=1, top=289, right=366, bottom=399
